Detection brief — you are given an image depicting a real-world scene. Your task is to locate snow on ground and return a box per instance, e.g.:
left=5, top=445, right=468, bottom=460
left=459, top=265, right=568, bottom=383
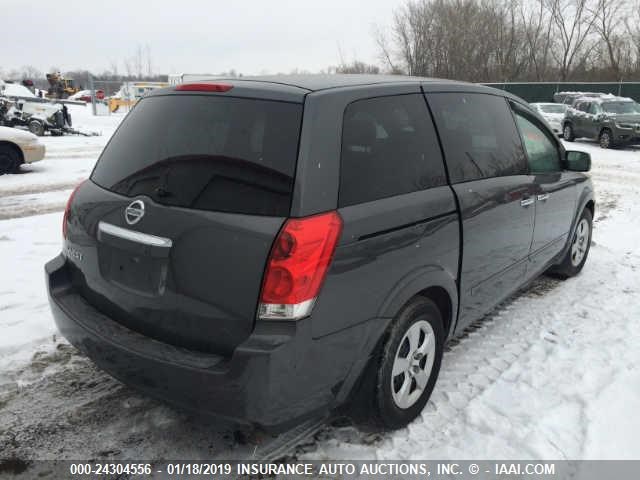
left=0, top=119, right=639, bottom=463
left=0, top=104, right=122, bottom=219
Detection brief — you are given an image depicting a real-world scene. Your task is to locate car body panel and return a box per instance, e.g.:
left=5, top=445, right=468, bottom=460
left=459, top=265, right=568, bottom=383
left=0, top=125, right=45, bottom=164
left=449, top=176, right=536, bottom=330
left=64, top=180, right=286, bottom=356
left=313, top=186, right=459, bottom=339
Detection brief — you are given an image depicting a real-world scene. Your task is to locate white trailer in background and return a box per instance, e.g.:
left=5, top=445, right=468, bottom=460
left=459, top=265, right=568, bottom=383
left=168, top=74, right=218, bottom=85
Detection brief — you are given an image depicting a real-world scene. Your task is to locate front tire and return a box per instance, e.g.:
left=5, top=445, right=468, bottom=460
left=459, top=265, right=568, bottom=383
left=599, top=128, right=614, bottom=149
left=372, top=297, right=444, bottom=430
left=550, top=208, right=593, bottom=278
left=563, top=124, right=575, bottom=141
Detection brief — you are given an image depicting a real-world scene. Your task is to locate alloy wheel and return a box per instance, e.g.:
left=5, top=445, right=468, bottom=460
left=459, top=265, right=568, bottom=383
left=391, top=320, right=436, bottom=409
left=571, top=218, right=590, bottom=267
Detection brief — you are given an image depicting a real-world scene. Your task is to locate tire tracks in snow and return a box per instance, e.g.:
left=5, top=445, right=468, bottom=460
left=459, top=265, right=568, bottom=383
left=301, top=277, right=566, bottom=459
left=0, top=342, right=324, bottom=464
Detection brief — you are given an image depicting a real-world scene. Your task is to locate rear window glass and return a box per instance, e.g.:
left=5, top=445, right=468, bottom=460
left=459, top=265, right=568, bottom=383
left=339, top=94, right=447, bottom=207
left=91, top=95, right=302, bottom=216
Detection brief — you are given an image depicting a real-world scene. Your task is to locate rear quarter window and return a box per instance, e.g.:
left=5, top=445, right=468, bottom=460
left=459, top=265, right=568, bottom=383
left=426, top=93, right=527, bottom=183
left=339, top=94, right=447, bottom=207
left=91, top=95, right=302, bottom=216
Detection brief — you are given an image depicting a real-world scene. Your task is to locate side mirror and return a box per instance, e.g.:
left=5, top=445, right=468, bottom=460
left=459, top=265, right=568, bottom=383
left=565, top=151, right=591, bottom=172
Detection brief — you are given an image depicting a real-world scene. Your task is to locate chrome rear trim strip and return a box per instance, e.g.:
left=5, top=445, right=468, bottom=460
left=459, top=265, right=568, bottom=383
left=98, top=221, right=173, bottom=248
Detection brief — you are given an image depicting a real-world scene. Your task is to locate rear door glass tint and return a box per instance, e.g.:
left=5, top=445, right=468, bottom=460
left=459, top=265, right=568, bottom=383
left=339, top=94, right=447, bottom=207
left=91, top=95, right=302, bottom=216
left=426, top=93, right=527, bottom=183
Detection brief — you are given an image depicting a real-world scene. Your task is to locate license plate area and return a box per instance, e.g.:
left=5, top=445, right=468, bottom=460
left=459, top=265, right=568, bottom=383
left=98, top=247, right=167, bottom=295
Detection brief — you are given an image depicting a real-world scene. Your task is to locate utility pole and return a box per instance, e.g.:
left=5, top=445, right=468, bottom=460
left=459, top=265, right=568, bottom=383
left=88, top=73, right=97, bottom=116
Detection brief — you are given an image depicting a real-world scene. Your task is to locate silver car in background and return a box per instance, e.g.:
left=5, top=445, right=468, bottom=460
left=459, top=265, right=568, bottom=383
left=530, top=102, right=567, bottom=137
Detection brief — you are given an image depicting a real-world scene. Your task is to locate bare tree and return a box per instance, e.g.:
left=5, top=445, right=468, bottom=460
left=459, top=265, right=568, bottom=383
left=123, top=58, right=133, bottom=78
left=519, top=0, right=555, bottom=80
left=145, top=44, right=153, bottom=77
left=589, top=0, right=627, bottom=79
left=625, top=1, right=640, bottom=73
left=18, top=65, right=42, bottom=81
left=545, top=0, right=597, bottom=81
left=108, top=59, right=119, bottom=78
left=335, top=60, right=380, bottom=74
left=373, top=26, right=402, bottom=73
left=134, top=45, right=144, bottom=78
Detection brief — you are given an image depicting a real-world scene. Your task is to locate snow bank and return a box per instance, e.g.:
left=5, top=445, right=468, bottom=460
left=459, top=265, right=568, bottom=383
left=1, top=82, right=36, bottom=98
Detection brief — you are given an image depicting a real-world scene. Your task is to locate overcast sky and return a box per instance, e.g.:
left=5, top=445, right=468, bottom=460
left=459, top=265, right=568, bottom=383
left=3, top=0, right=405, bottom=76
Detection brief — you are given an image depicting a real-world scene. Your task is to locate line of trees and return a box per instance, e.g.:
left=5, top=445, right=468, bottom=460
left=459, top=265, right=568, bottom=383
left=375, top=0, right=640, bottom=82
left=4, top=1, right=640, bottom=85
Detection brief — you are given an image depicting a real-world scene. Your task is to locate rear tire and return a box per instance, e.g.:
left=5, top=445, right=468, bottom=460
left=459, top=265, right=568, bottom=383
left=563, top=124, right=575, bottom=141
left=550, top=208, right=592, bottom=279
left=0, top=146, right=20, bottom=175
left=28, top=120, right=45, bottom=136
left=370, top=297, right=445, bottom=430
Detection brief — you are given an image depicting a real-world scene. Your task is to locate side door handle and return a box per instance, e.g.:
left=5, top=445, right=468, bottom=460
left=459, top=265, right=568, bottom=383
left=520, top=197, right=535, bottom=207
left=537, top=193, right=550, bottom=201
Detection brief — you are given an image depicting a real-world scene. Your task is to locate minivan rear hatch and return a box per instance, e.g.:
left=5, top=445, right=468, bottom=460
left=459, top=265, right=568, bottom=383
left=67, top=91, right=303, bottom=355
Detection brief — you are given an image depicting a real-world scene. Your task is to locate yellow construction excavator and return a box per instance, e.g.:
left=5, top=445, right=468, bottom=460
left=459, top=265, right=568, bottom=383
left=46, top=73, right=80, bottom=99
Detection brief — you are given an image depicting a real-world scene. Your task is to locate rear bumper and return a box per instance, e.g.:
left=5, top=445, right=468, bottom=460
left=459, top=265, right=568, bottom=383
left=46, top=254, right=356, bottom=430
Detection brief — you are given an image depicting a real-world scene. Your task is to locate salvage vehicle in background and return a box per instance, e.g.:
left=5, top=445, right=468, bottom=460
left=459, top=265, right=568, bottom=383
left=47, top=75, right=594, bottom=431
left=530, top=102, right=567, bottom=137
left=563, top=95, right=640, bottom=148
left=69, top=90, right=106, bottom=103
left=0, top=125, right=45, bottom=174
left=1, top=97, right=72, bottom=136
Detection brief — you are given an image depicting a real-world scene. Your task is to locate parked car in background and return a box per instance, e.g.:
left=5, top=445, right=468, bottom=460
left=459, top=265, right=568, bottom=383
left=0, top=125, right=45, bottom=174
left=69, top=89, right=106, bottom=102
left=530, top=102, right=567, bottom=136
left=553, top=91, right=607, bottom=105
left=563, top=95, right=640, bottom=148
left=47, top=75, right=594, bottom=431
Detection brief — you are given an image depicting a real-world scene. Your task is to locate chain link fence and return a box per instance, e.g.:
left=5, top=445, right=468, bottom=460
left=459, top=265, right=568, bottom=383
left=87, top=77, right=132, bottom=116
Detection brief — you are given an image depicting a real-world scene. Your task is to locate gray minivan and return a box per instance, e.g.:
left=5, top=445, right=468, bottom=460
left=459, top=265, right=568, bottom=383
left=47, top=75, right=594, bottom=431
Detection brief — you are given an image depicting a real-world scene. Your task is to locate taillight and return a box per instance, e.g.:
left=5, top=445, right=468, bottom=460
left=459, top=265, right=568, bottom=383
left=175, top=83, right=233, bottom=92
left=62, top=180, right=85, bottom=239
left=258, top=211, right=343, bottom=320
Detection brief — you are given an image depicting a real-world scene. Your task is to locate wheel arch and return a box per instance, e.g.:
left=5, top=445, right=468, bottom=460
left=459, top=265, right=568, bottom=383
left=378, top=266, right=458, bottom=340
left=584, top=199, right=595, bottom=218
left=553, top=187, right=595, bottom=264
left=599, top=126, right=613, bottom=138
left=337, top=280, right=456, bottom=411
left=416, top=286, right=453, bottom=341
